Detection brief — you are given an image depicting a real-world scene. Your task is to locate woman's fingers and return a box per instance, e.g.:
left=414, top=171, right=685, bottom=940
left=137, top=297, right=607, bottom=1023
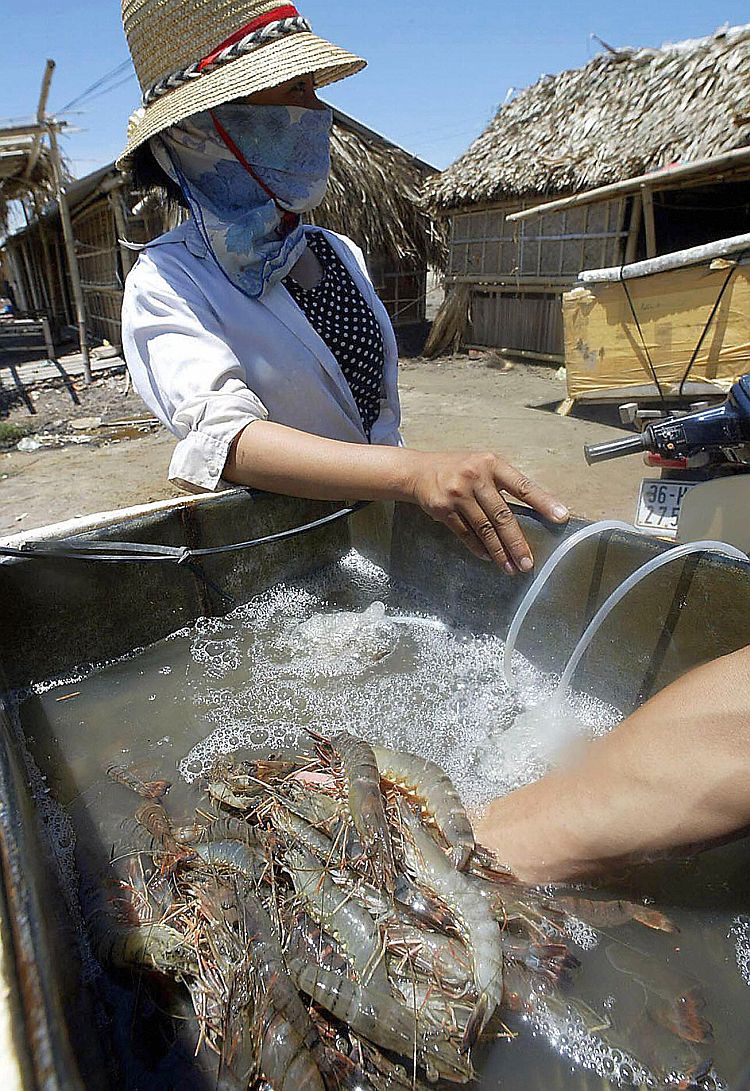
left=493, top=462, right=570, bottom=526
left=443, top=512, right=497, bottom=564
left=406, top=450, right=569, bottom=573
left=452, top=499, right=515, bottom=571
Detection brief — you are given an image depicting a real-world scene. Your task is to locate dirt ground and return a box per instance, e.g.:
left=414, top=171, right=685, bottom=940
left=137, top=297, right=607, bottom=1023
left=0, top=355, right=646, bottom=538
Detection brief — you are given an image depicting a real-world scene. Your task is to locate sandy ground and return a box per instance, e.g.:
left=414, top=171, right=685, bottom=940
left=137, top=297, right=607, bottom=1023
left=0, top=355, right=646, bottom=538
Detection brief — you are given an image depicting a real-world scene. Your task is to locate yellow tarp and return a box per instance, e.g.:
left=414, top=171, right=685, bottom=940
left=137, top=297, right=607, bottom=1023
left=563, top=262, right=750, bottom=401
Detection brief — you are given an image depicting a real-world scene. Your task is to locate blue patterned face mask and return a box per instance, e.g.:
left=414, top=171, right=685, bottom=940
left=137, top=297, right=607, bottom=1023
left=152, top=104, right=332, bottom=299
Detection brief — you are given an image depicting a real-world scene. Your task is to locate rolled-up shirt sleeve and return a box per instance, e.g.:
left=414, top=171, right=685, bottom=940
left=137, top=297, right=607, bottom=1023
left=122, top=252, right=268, bottom=492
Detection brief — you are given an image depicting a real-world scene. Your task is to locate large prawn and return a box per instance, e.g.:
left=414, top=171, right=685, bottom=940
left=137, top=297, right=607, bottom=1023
left=319, top=732, right=397, bottom=893
left=396, top=798, right=503, bottom=1050
left=285, top=843, right=388, bottom=990
left=372, top=745, right=475, bottom=870
left=290, top=957, right=474, bottom=1084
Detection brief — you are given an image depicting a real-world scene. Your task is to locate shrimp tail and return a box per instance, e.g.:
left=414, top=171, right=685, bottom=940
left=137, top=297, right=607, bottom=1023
left=515, top=941, right=581, bottom=991
left=460, top=993, right=490, bottom=1053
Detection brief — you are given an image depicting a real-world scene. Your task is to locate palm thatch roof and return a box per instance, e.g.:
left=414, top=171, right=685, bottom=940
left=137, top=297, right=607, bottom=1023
left=314, top=109, right=446, bottom=269
left=0, top=127, right=60, bottom=234
left=427, top=24, right=750, bottom=212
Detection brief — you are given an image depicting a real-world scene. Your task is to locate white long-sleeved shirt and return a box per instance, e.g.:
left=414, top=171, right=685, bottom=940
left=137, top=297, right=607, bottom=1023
left=121, top=220, right=402, bottom=491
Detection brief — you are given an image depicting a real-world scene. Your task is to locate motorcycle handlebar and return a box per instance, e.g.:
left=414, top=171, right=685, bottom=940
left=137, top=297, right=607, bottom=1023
left=584, top=434, right=647, bottom=465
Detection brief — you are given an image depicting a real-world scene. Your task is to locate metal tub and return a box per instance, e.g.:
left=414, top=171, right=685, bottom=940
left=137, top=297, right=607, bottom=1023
left=1, top=490, right=749, bottom=1088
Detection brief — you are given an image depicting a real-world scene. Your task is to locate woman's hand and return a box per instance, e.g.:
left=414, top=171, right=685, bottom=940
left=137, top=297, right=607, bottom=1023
left=226, top=423, right=569, bottom=572
left=403, top=450, right=569, bottom=573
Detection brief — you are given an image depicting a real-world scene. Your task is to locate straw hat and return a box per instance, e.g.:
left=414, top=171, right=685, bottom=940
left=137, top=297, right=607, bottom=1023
left=117, top=0, right=366, bottom=168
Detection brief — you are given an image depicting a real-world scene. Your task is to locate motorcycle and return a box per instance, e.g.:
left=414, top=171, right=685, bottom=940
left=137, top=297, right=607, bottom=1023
left=583, top=375, right=750, bottom=550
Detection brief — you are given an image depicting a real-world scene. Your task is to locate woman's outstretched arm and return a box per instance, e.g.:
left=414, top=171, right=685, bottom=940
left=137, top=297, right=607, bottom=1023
left=476, top=644, right=750, bottom=883
left=225, top=420, right=570, bottom=574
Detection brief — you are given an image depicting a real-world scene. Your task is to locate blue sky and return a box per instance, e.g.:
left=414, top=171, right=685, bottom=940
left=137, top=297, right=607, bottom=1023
left=1, top=0, right=748, bottom=181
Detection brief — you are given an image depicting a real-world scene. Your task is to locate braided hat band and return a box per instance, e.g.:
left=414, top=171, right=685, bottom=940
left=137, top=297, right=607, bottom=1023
left=143, top=9, right=313, bottom=107
left=118, top=0, right=365, bottom=168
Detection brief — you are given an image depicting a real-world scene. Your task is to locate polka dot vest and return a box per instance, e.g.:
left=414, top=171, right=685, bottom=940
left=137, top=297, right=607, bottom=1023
left=284, top=231, right=385, bottom=440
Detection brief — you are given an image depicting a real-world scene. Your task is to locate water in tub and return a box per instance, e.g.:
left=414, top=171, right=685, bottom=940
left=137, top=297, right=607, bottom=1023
left=11, top=548, right=750, bottom=1089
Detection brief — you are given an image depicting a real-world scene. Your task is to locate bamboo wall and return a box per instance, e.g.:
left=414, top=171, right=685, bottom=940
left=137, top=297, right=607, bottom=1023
left=448, top=199, right=628, bottom=282
left=467, top=289, right=565, bottom=357
left=445, top=197, right=629, bottom=357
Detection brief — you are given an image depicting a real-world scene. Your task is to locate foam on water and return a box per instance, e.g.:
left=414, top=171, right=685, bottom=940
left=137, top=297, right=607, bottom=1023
left=730, top=916, right=750, bottom=987
left=178, top=550, right=622, bottom=810
left=523, top=996, right=655, bottom=1087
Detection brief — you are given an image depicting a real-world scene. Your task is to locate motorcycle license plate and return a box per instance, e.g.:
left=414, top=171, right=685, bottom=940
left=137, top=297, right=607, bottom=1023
left=635, top=479, right=701, bottom=536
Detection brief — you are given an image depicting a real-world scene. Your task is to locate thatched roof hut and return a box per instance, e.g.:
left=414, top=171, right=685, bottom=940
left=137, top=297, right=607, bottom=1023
left=0, top=128, right=60, bottom=234
left=427, top=24, right=750, bottom=211
left=423, top=24, right=750, bottom=361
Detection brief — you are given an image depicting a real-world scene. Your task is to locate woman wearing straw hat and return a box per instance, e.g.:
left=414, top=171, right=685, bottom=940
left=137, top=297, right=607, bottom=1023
left=120, top=0, right=570, bottom=573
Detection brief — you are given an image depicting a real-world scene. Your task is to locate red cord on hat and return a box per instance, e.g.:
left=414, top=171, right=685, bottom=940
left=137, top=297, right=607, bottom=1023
left=199, top=6, right=302, bottom=71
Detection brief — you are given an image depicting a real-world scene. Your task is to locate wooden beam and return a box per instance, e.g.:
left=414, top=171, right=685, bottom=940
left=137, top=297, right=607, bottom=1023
left=640, top=184, right=657, bottom=259
left=0, top=122, right=64, bottom=140
left=466, top=346, right=565, bottom=364
left=580, top=231, right=750, bottom=284
left=506, top=145, right=750, bottom=224
left=47, top=123, right=91, bottom=383
left=6, top=249, right=29, bottom=313
left=23, top=60, right=55, bottom=181
left=624, top=193, right=643, bottom=264
left=106, top=184, right=137, bottom=279
left=32, top=192, right=59, bottom=321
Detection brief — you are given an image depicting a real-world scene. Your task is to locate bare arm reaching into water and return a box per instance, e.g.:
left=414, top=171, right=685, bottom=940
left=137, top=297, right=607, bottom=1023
left=225, top=421, right=570, bottom=574
left=476, top=644, right=750, bottom=883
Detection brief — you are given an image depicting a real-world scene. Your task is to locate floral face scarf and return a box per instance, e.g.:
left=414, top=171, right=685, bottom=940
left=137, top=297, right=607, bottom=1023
left=152, top=103, right=332, bottom=299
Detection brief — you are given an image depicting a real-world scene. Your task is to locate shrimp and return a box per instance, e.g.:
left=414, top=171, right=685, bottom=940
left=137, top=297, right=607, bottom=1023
left=387, top=921, right=474, bottom=995
left=500, top=936, right=580, bottom=991
left=325, top=732, right=397, bottom=893
left=202, top=815, right=261, bottom=845
left=606, top=943, right=713, bottom=1044
left=372, top=745, right=474, bottom=871
left=289, top=958, right=473, bottom=1084
left=97, top=922, right=198, bottom=977
left=554, top=894, right=677, bottom=934
left=268, top=801, right=341, bottom=864
left=284, top=908, right=352, bottom=977
left=107, top=763, right=171, bottom=799
left=360, top=1042, right=432, bottom=1091
left=396, top=799, right=503, bottom=1050
left=135, top=799, right=186, bottom=859
left=202, top=880, right=327, bottom=1091
left=389, top=973, right=476, bottom=1039
left=285, top=844, right=388, bottom=990
left=191, top=841, right=265, bottom=884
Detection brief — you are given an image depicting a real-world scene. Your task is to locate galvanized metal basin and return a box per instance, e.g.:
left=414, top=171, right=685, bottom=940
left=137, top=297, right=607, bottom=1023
left=1, top=490, right=749, bottom=1088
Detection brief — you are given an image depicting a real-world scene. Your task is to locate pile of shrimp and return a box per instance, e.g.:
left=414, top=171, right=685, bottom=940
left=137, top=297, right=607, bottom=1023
left=97, top=733, right=715, bottom=1091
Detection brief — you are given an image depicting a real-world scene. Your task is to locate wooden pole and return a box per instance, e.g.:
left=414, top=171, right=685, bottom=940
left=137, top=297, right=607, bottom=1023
left=19, top=241, right=42, bottom=313
left=23, top=60, right=55, bottom=182
left=7, top=248, right=30, bottom=313
left=640, top=184, right=657, bottom=259
left=47, top=122, right=92, bottom=383
left=624, top=193, right=643, bottom=265
left=579, top=231, right=750, bottom=284
left=54, top=236, right=73, bottom=326
left=33, top=193, right=59, bottom=322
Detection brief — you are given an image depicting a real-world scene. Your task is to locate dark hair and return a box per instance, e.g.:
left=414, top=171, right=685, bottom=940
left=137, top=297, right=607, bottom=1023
left=130, top=141, right=190, bottom=210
